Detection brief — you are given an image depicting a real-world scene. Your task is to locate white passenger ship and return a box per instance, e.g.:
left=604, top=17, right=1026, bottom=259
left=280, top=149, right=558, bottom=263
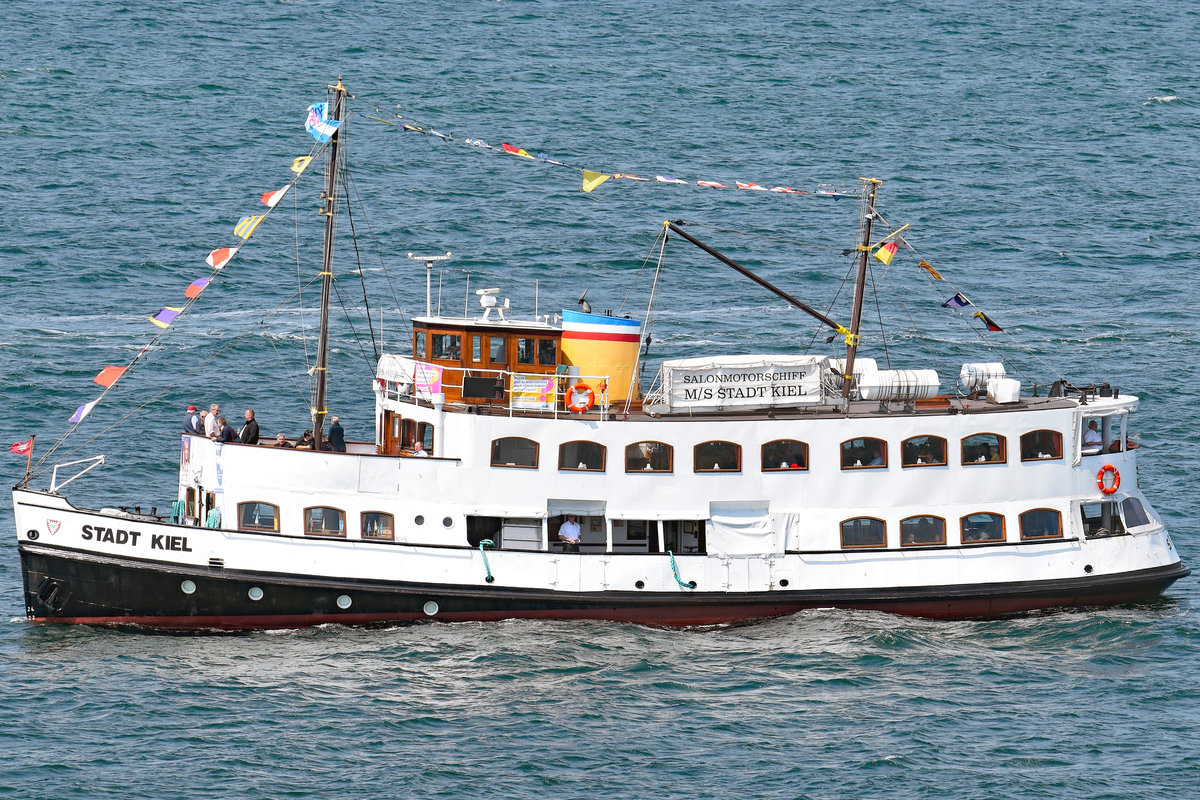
left=11, top=82, right=1188, bottom=628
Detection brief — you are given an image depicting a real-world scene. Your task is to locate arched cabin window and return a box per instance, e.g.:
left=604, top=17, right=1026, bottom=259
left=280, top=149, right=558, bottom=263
left=1020, top=508, right=1063, bottom=540
left=762, top=440, right=808, bottom=472
left=901, top=515, right=946, bottom=547
left=430, top=333, right=461, bottom=361
left=841, top=517, right=886, bottom=549
left=491, top=437, right=539, bottom=468
left=238, top=502, right=279, bottom=533
left=841, top=437, right=887, bottom=469
left=559, top=440, right=606, bottom=472
left=304, top=506, right=346, bottom=537
left=362, top=511, right=395, bottom=541
left=961, top=512, right=1005, bottom=544
left=1020, top=430, right=1063, bottom=461
left=901, top=435, right=947, bottom=468
left=962, top=433, right=1006, bottom=465
left=625, top=441, right=673, bottom=473
left=695, top=441, right=741, bottom=472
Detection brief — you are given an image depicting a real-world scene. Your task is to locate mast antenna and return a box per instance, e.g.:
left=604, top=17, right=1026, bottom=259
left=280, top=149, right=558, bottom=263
left=407, top=251, right=452, bottom=316
left=841, top=177, right=882, bottom=404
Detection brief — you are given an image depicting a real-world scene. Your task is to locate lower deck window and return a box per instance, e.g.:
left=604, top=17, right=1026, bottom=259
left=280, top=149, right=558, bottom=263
left=1020, top=508, right=1063, bottom=540
left=901, top=516, right=946, bottom=547
left=238, top=502, right=279, bottom=532
left=305, top=506, right=346, bottom=537
left=1122, top=497, right=1151, bottom=529
left=1081, top=502, right=1124, bottom=538
left=362, top=512, right=394, bottom=541
left=961, top=512, right=1005, bottom=544
left=841, top=517, right=886, bottom=549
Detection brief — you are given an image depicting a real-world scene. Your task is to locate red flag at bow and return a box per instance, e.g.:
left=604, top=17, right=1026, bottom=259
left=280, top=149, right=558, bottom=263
left=10, top=438, right=32, bottom=455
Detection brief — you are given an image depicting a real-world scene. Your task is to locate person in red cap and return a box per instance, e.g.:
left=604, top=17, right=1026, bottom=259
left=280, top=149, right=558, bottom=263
left=183, top=405, right=201, bottom=434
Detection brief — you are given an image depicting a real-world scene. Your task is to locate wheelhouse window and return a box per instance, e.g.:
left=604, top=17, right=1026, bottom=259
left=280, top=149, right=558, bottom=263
left=901, top=515, right=946, bottom=547
left=626, top=441, right=673, bottom=473
left=488, top=336, right=506, bottom=365
left=962, top=433, right=1006, bottom=464
left=537, top=339, right=557, bottom=366
left=362, top=512, right=395, bottom=541
left=414, top=331, right=426, bottom=359
left=961, top=512, right=1005, bottom=544
left=1020, top=508, right=1063, bottom=540
left=559, top=440, right=606, bottom=472
left=430, top=333, right=461, bottom=361
left=901, top=435, right=947, bottom=467
left=762, top=439, right=808, bottom=471
left=841, top=437, right=886, bottom=469
left=304, top=506, right=346, bottom=537
left=1020, top=430, right=1063, bottom=461
left=491, top=437, right=539, bottom=468
left=516, top=337, right=535, bottom=365
left=471, top=335, right=482, bottom=362
left=841, top=517, right=886, bottom=549
left=695, top=441, right=741, bottom=472
left=238, top=502, right=279, bottom=533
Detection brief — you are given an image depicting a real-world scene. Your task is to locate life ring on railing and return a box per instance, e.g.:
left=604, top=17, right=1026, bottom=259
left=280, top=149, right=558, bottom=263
left=1096, top=464, right=1120, bottom=495
left=567, top=382, right=595, bottom=414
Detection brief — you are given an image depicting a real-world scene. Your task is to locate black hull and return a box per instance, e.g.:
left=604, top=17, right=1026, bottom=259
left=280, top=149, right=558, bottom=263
left=20, top=543, right=1191, bottom=629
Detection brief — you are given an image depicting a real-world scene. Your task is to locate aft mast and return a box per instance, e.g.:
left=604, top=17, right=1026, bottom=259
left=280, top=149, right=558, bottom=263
left=312, top=78, right=347, bottom=450
left=841, top=177, right=881, bottom=401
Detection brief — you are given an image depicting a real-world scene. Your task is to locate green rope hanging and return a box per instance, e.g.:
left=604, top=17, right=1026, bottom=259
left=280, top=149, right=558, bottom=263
left=170, top=500, right=186, bottom=524
left=204, top=508, right=221, bottom=529
left=479, top=539, right=495, bottom=583
left=668, top=551, right=696, bottom=589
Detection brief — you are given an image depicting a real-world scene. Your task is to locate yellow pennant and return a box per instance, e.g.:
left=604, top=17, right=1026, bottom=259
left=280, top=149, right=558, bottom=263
left=581, top=170, right=611, bottom=193
left=918, top=260, right=943, bottom=280
left=234, top=215, right=264, bottom=240
left=874, top=241, right=898, bottom=265
left=290, top=156, right=313, bottom=174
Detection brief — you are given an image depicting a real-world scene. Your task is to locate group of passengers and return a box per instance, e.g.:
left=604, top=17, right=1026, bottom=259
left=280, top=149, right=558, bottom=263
left=183, top=402, right=347, bottom=452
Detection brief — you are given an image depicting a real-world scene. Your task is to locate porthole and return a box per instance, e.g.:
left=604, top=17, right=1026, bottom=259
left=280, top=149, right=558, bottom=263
left=180, top=580, right=197, bottom=595
left=336, top=594, right=352, bottom=609
left=442, top=517, right=453, bottom=528
left=1084, top=564, right=1094, bottom=574
left=248, top=586, right=264, bottom=601
left=635, top=580, right=645, bottom=589
left=415, top=515, right=425, bottom=525
left=423, top=600, right=439, bottom=616
left=779, top=579, right=790, bottom=588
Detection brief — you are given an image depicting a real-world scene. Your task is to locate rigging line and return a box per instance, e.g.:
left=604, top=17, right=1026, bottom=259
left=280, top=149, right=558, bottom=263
left=342, top=163, right=409, bottom=339
left=330, top=279, right=377, bottom=374
left=34, top=276, right=324, bottom=476
left=880, top=269, right=942, bottom=373
left=616, top=231, right=668, bottom=315
left=802, top=253, right=856, bottom=355
left=339, top=164, right=379, bottom=361
left=868, top=264, right=891, bottom=370
left=262, top=331, right=313, bottom=409
left=682, top=221, right=843, bottom=253
left=624, top=225, right=669, bottom=415
left=292, top=168, right=312, bottom=371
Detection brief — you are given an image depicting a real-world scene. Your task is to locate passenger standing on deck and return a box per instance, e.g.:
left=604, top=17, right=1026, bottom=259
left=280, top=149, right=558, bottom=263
left=558, top=514, right=581, bottom=552
left=328, top=416, right=346, bottom=452
left=204, top=404, right=220, bottom=437
left=183, top=405, right=200, bottom=434
left=238, top=409, right=260, bottom=445
left=213, top=416, right=236, bottom=443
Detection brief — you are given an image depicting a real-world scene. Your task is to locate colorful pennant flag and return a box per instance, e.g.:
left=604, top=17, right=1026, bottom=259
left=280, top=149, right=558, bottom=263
left=305, top=102, right=341, bottom=143
left=185, top=277, right=211, bottom=299
left=260, top=186, right=290, bottom=208
left=736, top=182, right=766, bottom=191
left=150, top=307, right=183, bottom=329
left=501, top=143, right=534, bottom=159
left=581, top=170, right=611, bottom=193
left=874, top=241, right=898, bottom=265
left=290, top=156, right=313, bottom=174
left=697, top=180, right=728, bottom=188
left=10, top=438, right=32, bottom=455
left=234, top=215, right=263, bottom=240
left=942, top=293, right=972, bottom=309
left=69, top=400, right=97, bottom=424
left=656, top=175, right=689, bottom=185
left=613, top=173, right=649, bottom=181
left=918, top=260, right=943, bottom=280
left=974, top=311, right=1004, bottom=332
left=93, top=366, right=126, bottom=388
left=206, top=246, right=239, bottom=269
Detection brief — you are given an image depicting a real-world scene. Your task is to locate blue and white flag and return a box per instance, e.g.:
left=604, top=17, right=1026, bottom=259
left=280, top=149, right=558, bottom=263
left=942, top=292, right=972, bottom=309
left=305, top=102, right=341, bottom=143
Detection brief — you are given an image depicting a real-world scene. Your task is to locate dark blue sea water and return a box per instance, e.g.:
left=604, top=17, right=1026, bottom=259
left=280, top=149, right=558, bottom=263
left=3, top=1, right=1199, bottom=797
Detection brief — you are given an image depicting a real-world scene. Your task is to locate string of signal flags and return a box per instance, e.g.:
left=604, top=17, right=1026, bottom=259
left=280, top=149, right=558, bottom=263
left=369, top=108, right=1007, bottom=335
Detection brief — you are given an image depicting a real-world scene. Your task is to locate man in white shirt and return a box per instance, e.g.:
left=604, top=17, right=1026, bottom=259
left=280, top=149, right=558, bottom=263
left=204, top=403, right=220, bottom=437
left=1083, top=420, right=1103, bottom=452
left=558, top=514, right=581, bottom=552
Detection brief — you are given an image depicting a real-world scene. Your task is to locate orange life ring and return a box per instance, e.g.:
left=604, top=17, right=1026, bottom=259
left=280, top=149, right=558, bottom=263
left=1097, top=464, right=1120, bottom=495
left=567, top=382, right=595, bottom=414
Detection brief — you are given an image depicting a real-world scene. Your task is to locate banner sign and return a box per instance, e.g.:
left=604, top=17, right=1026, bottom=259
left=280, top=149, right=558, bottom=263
left=657, top=356, right=826, bottom=412
left=511, top=374, right=556, bottom=411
